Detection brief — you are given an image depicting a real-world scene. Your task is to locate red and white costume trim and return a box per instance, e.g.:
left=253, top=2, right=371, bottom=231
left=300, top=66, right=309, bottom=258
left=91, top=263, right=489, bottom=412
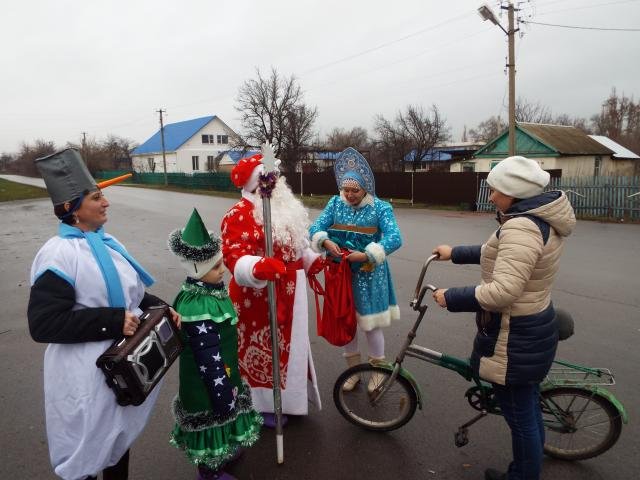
left=221, top=192, right=321, bottom=414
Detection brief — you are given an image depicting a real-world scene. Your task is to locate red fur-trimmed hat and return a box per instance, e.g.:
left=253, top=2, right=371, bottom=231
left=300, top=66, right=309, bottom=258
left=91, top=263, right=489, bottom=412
left=231, top=153, right=263, bottom=189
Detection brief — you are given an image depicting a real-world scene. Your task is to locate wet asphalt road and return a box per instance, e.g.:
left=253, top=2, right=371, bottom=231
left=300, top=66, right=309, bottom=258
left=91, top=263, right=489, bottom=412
left=1, top=175, right=638, bottom=480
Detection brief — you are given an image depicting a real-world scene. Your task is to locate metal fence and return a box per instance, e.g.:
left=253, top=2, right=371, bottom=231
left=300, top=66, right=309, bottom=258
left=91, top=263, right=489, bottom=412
left=99, top=169, right=640, bottom=219
left=477, top=176, right=640, bottom=220
left=97, top=170, right=237, bottom=192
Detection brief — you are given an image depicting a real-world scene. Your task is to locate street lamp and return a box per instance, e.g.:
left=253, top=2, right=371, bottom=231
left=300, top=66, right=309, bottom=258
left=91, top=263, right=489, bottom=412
left=478, top=2, right=517, bottom=156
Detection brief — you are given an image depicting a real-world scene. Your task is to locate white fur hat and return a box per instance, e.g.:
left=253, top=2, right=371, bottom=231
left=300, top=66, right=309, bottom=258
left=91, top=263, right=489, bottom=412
left=486, top=156, right=550, bottom=199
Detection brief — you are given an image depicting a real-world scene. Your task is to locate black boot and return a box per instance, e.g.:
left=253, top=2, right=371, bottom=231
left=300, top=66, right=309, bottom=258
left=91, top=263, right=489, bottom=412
left=484, top=468, right=507, bottom=480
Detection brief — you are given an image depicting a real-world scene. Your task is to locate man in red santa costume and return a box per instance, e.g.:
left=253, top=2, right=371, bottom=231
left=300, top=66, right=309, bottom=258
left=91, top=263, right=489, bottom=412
left=221, top=153, right=322, bottom=426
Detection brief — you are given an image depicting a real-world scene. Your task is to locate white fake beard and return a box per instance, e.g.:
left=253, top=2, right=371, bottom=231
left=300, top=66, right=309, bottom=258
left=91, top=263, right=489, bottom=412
left=252, top=176, right=310, bottom=254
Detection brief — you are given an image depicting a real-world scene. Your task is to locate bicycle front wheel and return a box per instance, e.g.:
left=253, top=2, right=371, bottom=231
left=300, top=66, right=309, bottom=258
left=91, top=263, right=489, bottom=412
left=333, top=364, right=418, bottom=432
left=541, top=387, right=623, bottom=460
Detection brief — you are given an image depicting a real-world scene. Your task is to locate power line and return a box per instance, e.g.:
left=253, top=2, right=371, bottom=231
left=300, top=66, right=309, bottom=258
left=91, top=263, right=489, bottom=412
left=522, top=19, right=640, bottom=31
left=301, top=12, right=472, bottom=75
left=536, top=0, right=640, bottom=17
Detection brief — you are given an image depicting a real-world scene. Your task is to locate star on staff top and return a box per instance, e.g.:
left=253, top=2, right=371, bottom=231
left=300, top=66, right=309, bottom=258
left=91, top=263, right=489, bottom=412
left=261, top=142, right=278, bottom=173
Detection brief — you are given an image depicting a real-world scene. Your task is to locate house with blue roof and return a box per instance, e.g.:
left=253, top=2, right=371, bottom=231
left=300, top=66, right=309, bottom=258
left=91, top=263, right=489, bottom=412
left=217, top=148, right=345, bottom=173
left=403, top=143, right=483, bottom=172
left=131, top=115, right=238, bottom=173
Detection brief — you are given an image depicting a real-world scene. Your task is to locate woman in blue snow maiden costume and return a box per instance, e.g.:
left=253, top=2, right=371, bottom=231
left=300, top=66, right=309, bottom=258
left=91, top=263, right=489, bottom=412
left=309, top=147, right=403, bottom=392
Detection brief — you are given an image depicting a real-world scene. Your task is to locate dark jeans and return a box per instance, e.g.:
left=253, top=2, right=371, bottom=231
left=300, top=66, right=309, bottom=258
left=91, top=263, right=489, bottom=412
left=493, top=384, right=544, bottom=480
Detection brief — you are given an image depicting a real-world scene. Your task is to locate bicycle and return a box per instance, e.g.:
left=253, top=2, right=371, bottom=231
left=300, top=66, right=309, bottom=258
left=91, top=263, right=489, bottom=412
left=333, top=254, right=628, bottom=461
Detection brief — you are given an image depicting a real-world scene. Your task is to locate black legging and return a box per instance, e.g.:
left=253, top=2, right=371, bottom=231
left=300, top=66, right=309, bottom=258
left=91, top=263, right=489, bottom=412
left=85, top=450, right=130, bottom=480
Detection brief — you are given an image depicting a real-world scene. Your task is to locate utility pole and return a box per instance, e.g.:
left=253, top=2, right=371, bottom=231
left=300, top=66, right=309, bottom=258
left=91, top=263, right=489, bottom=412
left=505, top=1, right=517, bottom=156
left=478, top=1, right=518, bottom=156
left=157, top=108, right=168, bottom=185
left=81, top=132, right=87, bottom=163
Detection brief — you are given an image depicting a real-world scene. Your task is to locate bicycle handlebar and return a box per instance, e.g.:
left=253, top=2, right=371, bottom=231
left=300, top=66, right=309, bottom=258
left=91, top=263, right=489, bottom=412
left=410, top=254, right=440, bottom=310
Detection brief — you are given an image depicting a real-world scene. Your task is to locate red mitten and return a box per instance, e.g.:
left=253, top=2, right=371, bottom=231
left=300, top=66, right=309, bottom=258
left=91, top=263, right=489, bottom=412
left=252, top=257, right=286, bottom=281
left=307, top=256, right=326, bottom=276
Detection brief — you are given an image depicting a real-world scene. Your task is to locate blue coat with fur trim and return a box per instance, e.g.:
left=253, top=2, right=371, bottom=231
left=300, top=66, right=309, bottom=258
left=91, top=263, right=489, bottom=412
left=309, top=193, right=402, bottom=332
left=444, top=191, right=576, bottom=386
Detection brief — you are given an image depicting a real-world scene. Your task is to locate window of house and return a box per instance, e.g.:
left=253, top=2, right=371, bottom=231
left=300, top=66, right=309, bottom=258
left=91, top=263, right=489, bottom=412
left=207, top=155, right=215, bottom=171
left=202, top=134, right=214, bottom=144
left=192, top=156, right=199, bottom=170
left=594, top=156, right=601, bottom=177
left=461, top=162, right=475, bottom=172
left=147, top=158, right=155, bottom=171
left=217, top=134, right=229, bottom=144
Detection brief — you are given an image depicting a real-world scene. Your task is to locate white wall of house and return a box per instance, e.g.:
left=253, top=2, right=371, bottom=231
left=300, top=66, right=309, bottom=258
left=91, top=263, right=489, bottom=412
left=132, top=153, right=178, bottom=173
left=132, top=117, right=238, bottom=173
left=601, top=158, right=638, bottom=176
left=174, top=118, right=236, bottom=173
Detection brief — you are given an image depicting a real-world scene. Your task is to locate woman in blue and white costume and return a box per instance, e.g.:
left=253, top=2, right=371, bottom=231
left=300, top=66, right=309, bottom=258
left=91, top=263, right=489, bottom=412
left=28, top=149, right=180, bottom=480
left=309, top=147, right=402, bottom=392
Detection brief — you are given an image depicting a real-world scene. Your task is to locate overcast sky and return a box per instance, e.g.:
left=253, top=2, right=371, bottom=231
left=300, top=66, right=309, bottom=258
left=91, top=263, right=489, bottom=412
left=1, top=0, right=639, bottom=154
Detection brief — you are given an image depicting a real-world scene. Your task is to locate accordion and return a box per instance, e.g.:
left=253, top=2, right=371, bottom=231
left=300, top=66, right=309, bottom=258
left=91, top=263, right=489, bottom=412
left=96, top=305, right=183, bottom=406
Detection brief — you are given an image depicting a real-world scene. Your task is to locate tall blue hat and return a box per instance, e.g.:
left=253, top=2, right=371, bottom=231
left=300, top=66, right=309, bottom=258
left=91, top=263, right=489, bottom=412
left=334, top=147, right=375, bottom=195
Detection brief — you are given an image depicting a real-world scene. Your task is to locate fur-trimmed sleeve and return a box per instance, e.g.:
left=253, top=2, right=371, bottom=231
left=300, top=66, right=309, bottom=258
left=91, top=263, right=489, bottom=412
left=309, top=195, right=340, bottom=252
left=366, top=201, right=402, bottom=264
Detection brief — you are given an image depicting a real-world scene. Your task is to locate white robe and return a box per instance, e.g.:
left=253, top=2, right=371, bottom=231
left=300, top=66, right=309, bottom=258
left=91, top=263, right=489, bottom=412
left=30, top=235, right=160, bottom=480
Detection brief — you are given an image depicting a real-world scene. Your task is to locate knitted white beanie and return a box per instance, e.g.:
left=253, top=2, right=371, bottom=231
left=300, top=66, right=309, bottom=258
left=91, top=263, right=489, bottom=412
left=486, top=156, right=550, bottom=199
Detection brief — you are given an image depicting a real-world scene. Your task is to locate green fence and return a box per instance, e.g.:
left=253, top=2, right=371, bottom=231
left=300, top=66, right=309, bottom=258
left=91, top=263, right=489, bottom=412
left=96, top=171, right=236, bottom=192
left=477, top=176, right=640, bottom=220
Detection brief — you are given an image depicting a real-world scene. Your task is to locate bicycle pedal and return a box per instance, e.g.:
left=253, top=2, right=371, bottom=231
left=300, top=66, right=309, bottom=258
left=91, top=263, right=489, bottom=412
left=454, top=430, right=469, bottom=448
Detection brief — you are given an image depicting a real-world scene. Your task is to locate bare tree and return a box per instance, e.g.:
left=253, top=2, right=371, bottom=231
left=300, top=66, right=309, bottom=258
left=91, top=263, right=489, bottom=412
left=235, top=67, right=317, bottom=171
left=373, top=105, right=449, bottom=172
left=14, top=140, right=56, bottom=176
left=468, top=116, right=506, bottom=143
left=399, top=105, right=450, bottom=171
left=591, top=88, right=640, bottom=153
left=515, top=97, right=553, bottom=124
left=325, top=127, right=369, bottom=151
left=372, top=115, right=411, bottom=172
left=553, top=114, right=591, bottom=133
left=281, top=104, right=317, bottom=171
left=0, top=153, right=12, bottom=172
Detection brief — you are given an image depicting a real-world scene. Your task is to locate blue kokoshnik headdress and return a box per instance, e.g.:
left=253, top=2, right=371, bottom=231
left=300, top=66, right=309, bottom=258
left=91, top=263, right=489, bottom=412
left=334, top=147, right=375, bottom=195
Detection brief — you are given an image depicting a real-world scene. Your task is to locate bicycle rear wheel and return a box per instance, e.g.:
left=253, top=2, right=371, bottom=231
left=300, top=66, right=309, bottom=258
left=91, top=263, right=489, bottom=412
left=541, top=387, right=622, bottom=460
left=333, top=364, right=418, bottom=432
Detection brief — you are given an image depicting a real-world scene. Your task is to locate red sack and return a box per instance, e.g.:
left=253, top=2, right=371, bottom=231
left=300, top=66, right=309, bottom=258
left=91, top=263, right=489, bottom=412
left=308, top=253, right=357, bottom=346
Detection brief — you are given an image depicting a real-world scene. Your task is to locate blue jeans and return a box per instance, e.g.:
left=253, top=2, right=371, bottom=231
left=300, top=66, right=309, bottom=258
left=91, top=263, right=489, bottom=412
left=493, top=383, right=544, bottom=480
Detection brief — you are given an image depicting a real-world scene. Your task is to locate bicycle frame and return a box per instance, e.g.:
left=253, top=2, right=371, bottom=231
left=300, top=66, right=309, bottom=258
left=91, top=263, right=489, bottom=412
left=371, top=255, right=481, bottom=408
left=335, top=254, right=628, bottom=459
left=370, top=254, right=628, bottom=425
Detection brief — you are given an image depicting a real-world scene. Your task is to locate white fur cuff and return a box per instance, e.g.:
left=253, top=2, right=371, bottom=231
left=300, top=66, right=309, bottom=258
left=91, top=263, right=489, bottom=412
left=365, top=242, right=386, bottom=265
left=302, top=247, right=320, bottom=272
left=311, top=231, right=329, bottom=253
left=234, top=255, right=267, bottom=289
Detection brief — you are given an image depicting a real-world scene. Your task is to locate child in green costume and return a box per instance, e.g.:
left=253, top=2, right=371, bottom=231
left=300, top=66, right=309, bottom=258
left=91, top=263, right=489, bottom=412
left=168, top=208, right=262, bottom=480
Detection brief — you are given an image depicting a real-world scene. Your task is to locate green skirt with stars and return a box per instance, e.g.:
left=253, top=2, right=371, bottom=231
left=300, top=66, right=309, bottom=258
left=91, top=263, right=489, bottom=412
left=169, top=282, right=262, bottom=470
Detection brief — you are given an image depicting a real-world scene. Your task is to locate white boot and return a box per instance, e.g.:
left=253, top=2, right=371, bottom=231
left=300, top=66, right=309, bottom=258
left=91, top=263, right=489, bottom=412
left=342, top=352, right=362, bottom=391
left=367, top=356, right=386, bottom=393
